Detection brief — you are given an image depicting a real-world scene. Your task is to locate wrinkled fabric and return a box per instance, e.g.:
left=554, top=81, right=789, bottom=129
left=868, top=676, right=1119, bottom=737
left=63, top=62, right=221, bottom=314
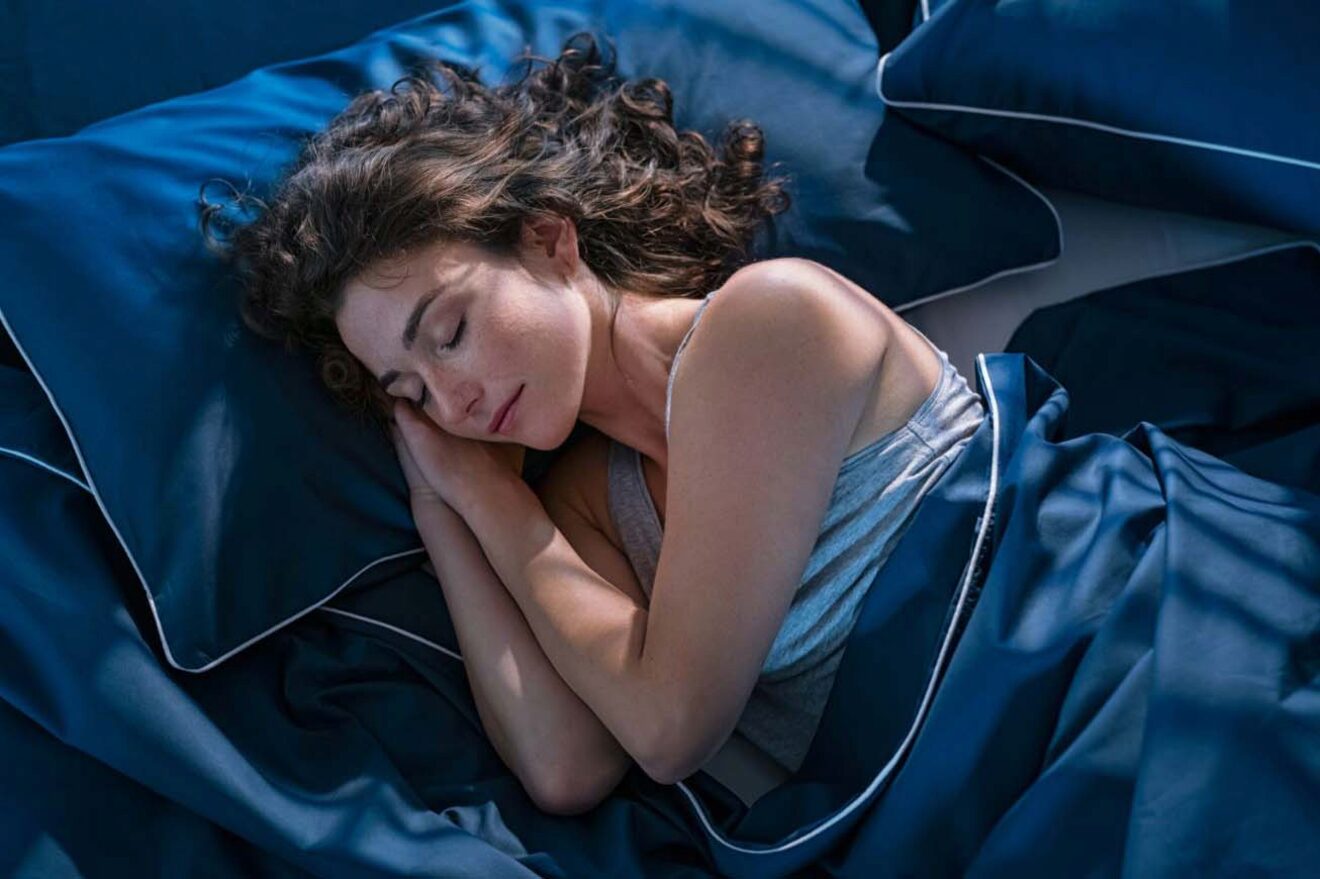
left=2, top=353, right=1316, bottom=876
left=1008, top=242, right=1320, bottom=496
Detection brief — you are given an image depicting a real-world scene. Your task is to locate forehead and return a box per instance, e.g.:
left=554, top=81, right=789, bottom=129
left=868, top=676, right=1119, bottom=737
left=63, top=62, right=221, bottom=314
left=336, top=242, right=451, bottom=356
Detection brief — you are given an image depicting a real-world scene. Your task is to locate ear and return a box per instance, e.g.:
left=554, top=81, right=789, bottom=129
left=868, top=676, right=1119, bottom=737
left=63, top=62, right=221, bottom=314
left=520, top=214, right=579, bottom=278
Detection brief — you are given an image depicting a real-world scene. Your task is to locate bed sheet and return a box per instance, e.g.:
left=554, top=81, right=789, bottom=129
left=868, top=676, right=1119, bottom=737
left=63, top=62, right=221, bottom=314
left=2, top=5, right=1316, bottom=866
left=4, top=352, right=1318, bottom=877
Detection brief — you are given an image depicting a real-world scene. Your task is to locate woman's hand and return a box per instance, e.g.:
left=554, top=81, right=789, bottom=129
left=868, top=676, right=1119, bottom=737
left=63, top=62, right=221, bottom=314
left=390, top=399, right=526, bottom=513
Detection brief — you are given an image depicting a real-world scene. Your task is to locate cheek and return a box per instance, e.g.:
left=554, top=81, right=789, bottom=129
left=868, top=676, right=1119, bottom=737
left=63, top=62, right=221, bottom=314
left=486, top=295, right=582, bottom=389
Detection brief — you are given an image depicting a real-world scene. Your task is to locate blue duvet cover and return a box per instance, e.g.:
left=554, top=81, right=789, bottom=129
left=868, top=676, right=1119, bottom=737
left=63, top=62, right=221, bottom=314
left=2, top=352, right=1316, bottom=877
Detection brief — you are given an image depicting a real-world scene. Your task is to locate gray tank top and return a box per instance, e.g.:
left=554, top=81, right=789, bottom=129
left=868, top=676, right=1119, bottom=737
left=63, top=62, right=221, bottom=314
left=605, top=287, right=985, bottom=774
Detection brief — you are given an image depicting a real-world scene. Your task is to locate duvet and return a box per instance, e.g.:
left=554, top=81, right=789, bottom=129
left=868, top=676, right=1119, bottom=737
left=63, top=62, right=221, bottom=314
left=1, top=353, right=1316, bottom=877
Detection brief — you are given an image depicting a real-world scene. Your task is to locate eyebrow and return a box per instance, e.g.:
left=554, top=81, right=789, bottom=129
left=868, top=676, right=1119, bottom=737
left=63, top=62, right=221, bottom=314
left=378, top=287, right=442, bottom=392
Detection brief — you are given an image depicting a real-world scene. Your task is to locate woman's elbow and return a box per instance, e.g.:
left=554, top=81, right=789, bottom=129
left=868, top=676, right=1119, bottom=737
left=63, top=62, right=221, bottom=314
left=638, top=707, right=735, bottom=787
left=640, top=744, right=705, bottom=787
left=523, top=746, right=634, bottom=816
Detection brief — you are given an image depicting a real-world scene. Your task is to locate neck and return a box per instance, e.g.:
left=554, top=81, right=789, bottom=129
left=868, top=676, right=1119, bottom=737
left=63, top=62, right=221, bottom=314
left=577, top=287, right=704, bottom=469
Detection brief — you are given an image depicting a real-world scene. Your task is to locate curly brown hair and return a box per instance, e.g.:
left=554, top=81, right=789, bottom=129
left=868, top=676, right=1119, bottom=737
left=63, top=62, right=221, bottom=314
left=198, top=31, right=791, bottom=430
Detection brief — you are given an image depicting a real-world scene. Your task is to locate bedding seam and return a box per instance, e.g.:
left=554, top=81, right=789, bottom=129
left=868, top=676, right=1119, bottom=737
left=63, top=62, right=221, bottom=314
left=875, top=53, right=1320, bottom=173
left=0, top=446, right=91, bottom=493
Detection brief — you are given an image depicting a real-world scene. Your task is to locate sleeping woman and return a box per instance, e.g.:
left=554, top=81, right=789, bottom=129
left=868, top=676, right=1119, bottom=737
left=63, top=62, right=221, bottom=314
left=202, top=33, right=984, bottom=815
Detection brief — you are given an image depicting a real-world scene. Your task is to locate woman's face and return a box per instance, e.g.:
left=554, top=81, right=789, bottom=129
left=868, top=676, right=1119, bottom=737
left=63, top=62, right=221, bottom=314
left=334, top=221, right=591, bottom=450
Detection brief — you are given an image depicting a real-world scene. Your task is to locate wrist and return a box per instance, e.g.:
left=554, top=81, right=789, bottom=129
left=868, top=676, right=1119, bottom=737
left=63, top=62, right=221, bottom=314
left=450, top=467, right=519, bottom=519
left=409, top=490, right=453, bottom=516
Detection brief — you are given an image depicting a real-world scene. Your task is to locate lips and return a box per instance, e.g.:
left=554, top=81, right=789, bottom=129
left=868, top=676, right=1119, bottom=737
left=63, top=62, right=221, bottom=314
left=489, top=385, right=523, bottom=435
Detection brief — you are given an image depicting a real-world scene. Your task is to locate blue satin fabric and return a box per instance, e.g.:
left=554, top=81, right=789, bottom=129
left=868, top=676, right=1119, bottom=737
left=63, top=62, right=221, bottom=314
left=3, top=353, right=1316, bottom=876
left=1008, top=242, right=1320, bottom=497
left=880, top=0, right=1320, bottom=237
left=0, top=1, right=463, bottom=147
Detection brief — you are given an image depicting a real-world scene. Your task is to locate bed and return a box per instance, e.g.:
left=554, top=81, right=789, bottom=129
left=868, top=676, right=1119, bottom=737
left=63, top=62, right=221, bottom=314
left=2, top=1, right=1317, bottom=876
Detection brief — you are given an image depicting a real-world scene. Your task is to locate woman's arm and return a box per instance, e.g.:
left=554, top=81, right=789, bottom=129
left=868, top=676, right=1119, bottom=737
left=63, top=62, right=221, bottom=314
left=452, top=264, right=881, bottom=784
left=410, top=495, right=632, bottom=814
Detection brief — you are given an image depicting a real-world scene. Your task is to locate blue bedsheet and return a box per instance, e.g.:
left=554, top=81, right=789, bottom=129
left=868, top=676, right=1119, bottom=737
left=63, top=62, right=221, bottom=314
left=2, top=352, right=1317, bottom=877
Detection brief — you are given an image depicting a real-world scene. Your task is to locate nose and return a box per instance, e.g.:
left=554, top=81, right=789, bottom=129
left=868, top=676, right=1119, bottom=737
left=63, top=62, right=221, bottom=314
left=428, top=377, right=481, bottom=431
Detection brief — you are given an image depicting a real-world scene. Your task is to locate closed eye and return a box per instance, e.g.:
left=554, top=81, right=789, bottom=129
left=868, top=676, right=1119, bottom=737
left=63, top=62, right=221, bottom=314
left=443, top=317, right=466, bottom=351
left=414, top=316, right=465, bottom=407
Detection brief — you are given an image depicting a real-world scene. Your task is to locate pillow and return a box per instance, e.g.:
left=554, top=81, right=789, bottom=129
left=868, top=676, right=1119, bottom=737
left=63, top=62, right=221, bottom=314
left=877, top=0, right=1320, bottom=237
left=0, top=0, right=1059, bottom=672
left=910, top=0, right=949, bottom=28
left=606, top=1, right=1061, bottom=312
left=0, top=366, right=85, bottom=495
left=0, top=0, right=463, bottom=147
left=0, top=4, right=588, bottom=673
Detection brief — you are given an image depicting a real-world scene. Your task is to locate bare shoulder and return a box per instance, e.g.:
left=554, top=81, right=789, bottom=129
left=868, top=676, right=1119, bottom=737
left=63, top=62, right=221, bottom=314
left=720, top=258, right=893, bottom=346
left=723, top=256, right=843, bottom=291
left=666, top=258, right=885, bottom=473
left=691, top=258, right=889, bottom=387
left=683, top=257, right=939, bottom=462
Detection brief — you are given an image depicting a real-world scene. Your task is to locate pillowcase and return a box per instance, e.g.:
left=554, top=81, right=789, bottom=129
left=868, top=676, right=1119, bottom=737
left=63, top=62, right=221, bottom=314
left=605, top=0, right=1061, bottom=312
left=877, top=0, right=1320, bottom=237
left=0, top=0, right=462, bottom=147
left=0, top=0, right=1059, bottom=672
left=909, top=0, right=949, bottom=28
left=0, top=366, right=85, bottom=495
left=0, top=4, right=584, bottom=673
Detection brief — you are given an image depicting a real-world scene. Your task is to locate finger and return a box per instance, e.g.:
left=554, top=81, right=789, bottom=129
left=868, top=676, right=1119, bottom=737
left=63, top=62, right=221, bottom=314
left=392, top=402, right=420, bottom=440
left=389, top=425, right=414, bottom=460
left=394, top=398, right=419, bottom=423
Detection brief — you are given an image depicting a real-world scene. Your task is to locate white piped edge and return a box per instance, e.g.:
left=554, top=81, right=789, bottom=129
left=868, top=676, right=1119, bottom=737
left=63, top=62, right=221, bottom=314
left=317, top=606, right=464, bottom=664
left=0, top=447, right=90, bottom=493
left=875, top=52, right=1320, bottom=174
left=0, top=301, right=427, bottom=674
left=869, top=53, right=1066, bottom=316
left=893, top=154, right=1066, bottom=315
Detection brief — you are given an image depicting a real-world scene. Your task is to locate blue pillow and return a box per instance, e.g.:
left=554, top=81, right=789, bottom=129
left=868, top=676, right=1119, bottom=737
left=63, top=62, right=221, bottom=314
left=0, top=0, right=1059, bottom=673
left=0, top=1, right=464, bottom=147
left=608, top=1, right=1060, bottom=311
left=910, top=0, right=948, bottom=27
left=0, top=366, right=85, bottom=496
left=877, top=0, right=1320, bottom=237
left=0, top=4, right=590, bottom=673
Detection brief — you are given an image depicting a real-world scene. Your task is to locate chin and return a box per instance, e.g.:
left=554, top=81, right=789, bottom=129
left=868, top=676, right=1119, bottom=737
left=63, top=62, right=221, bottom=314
left=531, top=414, right=580, bottom=453
left=529, top=426, right=568, bottom=452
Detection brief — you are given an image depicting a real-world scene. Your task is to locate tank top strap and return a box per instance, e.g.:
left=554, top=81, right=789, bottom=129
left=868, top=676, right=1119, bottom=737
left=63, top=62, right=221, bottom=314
left=664, top=289, right=719, bottom=441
